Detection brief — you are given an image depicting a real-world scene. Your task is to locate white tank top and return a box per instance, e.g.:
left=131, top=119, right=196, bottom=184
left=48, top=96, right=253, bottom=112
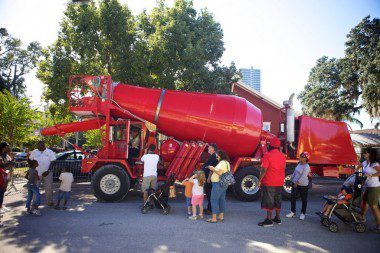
left=362, top=161, right=380, bottom=187
left=192, top=179, right=204, bottom=196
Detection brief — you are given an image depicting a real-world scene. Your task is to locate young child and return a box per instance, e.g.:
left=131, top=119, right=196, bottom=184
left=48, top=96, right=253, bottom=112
left=55, top=168, right=74, bottom=210
left=319, top=185, right=353, bottom=216
left=188, top=170, right=206, bottom=220
left=25, top=159, right=41, bottom=216
left=182, top=177, right=194, bottom=216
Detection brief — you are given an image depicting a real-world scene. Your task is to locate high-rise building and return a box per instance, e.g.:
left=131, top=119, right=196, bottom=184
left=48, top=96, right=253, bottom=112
left=240, top=67, right=261, bottom=92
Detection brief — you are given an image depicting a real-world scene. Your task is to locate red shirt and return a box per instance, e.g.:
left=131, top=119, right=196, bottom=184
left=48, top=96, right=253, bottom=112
left=261, top=149, right=286, bottom=187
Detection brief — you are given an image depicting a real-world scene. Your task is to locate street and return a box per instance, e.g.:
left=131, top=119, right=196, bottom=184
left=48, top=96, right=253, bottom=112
left=0, top=179, right=379, bottom=253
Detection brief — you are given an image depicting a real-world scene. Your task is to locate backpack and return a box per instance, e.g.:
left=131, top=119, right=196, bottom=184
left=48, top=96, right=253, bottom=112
left=219, top=161, right=235, bottom=189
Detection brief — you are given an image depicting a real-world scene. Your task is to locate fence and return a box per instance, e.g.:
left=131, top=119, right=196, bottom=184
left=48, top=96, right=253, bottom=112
left=10, top=160, right=90, bottom=185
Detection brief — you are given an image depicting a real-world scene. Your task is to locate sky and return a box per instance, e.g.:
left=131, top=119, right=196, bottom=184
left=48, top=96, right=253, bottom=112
left=0, top=0, right=379, bottom=130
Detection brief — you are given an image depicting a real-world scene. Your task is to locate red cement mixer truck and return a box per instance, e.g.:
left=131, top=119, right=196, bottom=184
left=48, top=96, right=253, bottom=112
left=41, top=75, right=358, bottom=202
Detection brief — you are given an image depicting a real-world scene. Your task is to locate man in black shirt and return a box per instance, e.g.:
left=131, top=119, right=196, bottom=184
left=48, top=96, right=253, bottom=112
left=202, top=143, right=218, bottom=215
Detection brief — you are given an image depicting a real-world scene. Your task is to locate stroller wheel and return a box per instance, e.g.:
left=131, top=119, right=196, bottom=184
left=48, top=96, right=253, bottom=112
left=321, top=217, right=330, bottom=227
left=329, top=222, right=339, bottom=233
left=162, top=205, right=171, bottom=215
left=354, top=223, right=366, bottom=233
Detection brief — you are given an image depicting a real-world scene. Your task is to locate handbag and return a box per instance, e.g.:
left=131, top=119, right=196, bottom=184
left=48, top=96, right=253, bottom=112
left=219, top=161, right=235, bottom=189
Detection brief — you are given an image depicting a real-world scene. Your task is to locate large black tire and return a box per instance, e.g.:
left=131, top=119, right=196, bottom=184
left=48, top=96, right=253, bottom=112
left=233, top=167, right=261, bottom=201
left=91, top=164, right=130, bottom=202
left=282, top=167, right=295, bottom=200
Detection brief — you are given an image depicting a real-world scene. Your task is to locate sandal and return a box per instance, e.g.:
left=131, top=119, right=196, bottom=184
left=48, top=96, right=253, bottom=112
left=206, top=219, right=218, bottom=223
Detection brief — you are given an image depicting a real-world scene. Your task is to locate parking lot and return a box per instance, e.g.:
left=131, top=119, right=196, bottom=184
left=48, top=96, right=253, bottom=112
left=0, top=179, right=379, bottom=253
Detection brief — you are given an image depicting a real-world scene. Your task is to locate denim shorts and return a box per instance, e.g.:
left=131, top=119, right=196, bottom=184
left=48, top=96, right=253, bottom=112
left=186, top=197, right=192, bottom=207
left=58, top=190, right=71, bottom=201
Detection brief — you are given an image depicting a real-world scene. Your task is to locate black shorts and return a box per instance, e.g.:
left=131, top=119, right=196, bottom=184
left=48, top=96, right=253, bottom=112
left=261, top=186, right=282, bottom=211
left=0, top=188, right=4, bottom=206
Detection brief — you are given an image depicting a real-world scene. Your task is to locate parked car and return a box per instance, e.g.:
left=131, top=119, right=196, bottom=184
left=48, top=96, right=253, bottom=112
left=56, top=150, right=84, bottom=160
left=50, top=150, right=89, bottom=181
left=14, top=152, right=28, bottom=162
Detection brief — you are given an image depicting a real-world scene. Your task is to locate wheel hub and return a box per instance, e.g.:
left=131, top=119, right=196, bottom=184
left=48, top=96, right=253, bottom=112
left=241, top=175, right=259, bottom=195
left=100, top=174, right=121, bottom=195
left=283, top=175, right=293, bottom=194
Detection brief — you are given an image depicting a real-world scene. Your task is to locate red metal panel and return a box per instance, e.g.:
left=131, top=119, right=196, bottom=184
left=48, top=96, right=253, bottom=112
left=165, top=142, right=191, bottom=177
left=322, top=166, right=339, bottom=178
left=177, top=142, right=198, bottom=180
left=113, top=84, right=262, bottom=159
left=182, top=142, right=207, bottom=179
left=297, top=116, right=357, bottom=165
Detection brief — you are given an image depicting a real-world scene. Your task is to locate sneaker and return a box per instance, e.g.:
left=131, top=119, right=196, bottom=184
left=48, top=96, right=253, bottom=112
left=286, top=212, right=296, bottom=218
left=32, top=209, right=41, bottom=216
left=188, top=216, right=197, bottom=220
left=187, top=212, right=192, bottom=216
left=258, top=219, right=273, bottom=227
left=273, top=217, right=282, bottom=225
left=2, top=206, right=10, bottom=212
left=300, top=214, right=306, bottom=220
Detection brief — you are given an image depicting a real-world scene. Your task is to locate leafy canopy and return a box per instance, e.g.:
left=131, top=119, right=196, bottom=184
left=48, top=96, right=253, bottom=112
left=0, top=28, right=42, bottom=98
left=299, top=16, right=380, bottom=126
left=0, top=91, right=36, bottom=146
left=37, top=0, right=239, bottom=106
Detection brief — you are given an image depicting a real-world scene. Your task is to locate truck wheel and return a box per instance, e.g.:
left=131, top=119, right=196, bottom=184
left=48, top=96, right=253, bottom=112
left=91, top=164, right=130, bottom=202
left=282, top=168, right=295, bottom=200
left=233, top=167, right=261, bottom=201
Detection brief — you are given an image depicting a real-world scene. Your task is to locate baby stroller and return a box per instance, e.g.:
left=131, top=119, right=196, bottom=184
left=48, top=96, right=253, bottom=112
left=141, top=173, right=175, bottom=215
left=316, top=171, right=366, bottom=233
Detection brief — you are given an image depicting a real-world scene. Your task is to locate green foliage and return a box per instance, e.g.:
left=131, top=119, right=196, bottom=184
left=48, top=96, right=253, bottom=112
left=83, top=129, right=102, bottom=148
left=0, top=28, right=42, bottom=98
left=37, top=0, right=239, bottom=107
left=0, top=91, right=36, bottom=146
left=299, top=16, right=380, bottom=125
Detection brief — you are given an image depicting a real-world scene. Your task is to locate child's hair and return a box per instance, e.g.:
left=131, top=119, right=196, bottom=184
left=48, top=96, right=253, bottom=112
left=28, top=159, right=38, bottom=167
left=63, top=167, right=70, bottom=173
left=196, top=171, right=206, bottom=187
left=148, top=144, right=156, bottom=153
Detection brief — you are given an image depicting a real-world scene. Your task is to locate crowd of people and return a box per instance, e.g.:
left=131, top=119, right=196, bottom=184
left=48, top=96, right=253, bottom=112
left=0, top=138, right=379, bottom=233
left=0, top=141, right=74, bottom=226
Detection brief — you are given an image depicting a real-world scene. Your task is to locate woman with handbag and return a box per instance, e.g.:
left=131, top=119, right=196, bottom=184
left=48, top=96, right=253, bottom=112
left=286, top=152, right=311, bottom=220
left=206, top=150, right=231, bottom=223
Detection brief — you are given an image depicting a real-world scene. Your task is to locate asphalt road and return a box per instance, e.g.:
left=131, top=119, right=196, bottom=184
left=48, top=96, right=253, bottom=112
left=0, top=179, right=379, bottom=253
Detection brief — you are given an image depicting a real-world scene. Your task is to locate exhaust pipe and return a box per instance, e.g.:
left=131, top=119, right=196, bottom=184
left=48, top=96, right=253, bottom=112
left=283, top=93, right=295, bottom=144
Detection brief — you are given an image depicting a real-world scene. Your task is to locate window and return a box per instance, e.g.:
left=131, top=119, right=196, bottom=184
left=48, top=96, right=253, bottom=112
left=263, top=122, right=271, bottom=132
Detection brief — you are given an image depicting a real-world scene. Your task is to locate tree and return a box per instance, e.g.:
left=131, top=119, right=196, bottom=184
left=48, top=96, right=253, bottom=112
left=0, top=91, right=36, bottom=146
left=0, top=28, right=42, bottom=98
left=298, top=57, right=363, bottom=126
left=135, top=0, right=239, bottom=92
left=83, top=129, right=102, bottom=149
left=298, top=16, right=380, bottom=124
left=37, top=0, right=239, bottom=106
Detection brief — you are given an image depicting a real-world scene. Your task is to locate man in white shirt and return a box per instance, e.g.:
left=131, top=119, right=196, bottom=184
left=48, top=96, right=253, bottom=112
left=29, top=141, right=56, bottom=206
left=141, top=144, right=159, bottom=204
